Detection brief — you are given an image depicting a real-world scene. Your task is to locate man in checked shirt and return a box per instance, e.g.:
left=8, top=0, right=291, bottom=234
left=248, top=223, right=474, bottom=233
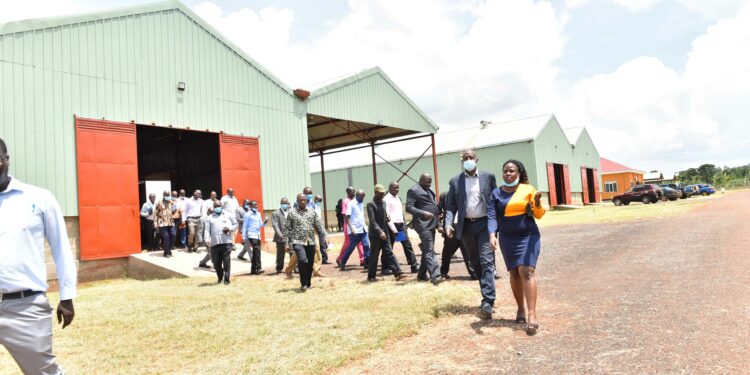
left=284, top=193, right=328, bottom=291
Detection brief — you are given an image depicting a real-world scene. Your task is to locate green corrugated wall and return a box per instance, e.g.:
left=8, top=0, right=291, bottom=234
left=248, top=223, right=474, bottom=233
left=531, top=117, right=573, bottom=192
left=0, top=8, right=309, bottom=215
left=310, top=141, right=538, bottom=208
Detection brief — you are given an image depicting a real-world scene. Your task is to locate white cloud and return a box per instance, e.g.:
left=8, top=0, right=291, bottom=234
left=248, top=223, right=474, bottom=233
left=1, top=0, right=748, bottom=174
left=192, top=0, right=566, bottom=127
left=192, top=1, right=294, bottom=68
left=565, top=0, right=749, bottom=19
left=558, top=3, right=750, bottom=173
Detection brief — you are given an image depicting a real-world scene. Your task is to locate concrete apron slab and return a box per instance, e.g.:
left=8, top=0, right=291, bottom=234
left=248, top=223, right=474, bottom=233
left=127, top=231, right=424, bottom=281
left=127, top=244, right=278, bottom=280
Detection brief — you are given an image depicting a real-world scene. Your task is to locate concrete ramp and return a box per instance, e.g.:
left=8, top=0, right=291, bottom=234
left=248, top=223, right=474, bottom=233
left=127, top=244, right=279, bottom=280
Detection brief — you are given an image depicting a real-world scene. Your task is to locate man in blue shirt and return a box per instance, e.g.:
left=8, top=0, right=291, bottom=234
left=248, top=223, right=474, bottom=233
left=339, top=189, right=371, bottom=270
left=241, top=200, right=267, bottom=275
left=0, top=137, right=77, bottom=374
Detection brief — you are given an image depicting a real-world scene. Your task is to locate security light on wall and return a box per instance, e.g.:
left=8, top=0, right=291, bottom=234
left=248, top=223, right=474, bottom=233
left=177, top=82, right=186, bottom=91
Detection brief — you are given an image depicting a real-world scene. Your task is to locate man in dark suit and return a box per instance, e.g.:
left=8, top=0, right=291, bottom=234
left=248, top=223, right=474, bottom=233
left=438, top=191, right=477, bottom=279
left=271, top=197, right=290, bottom=273
left=406, top=173, right=444, bottom=285
left=445, top=149, right=498, bottom=319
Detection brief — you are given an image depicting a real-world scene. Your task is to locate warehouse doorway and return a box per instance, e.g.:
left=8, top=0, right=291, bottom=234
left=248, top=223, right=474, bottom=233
left=75, top=116, right=264, bottom=260
left=136, top=125, right=222, bottom=204
left=585, top=168, right=596, bottom=203
left=546, top=162, right=571, bottom=207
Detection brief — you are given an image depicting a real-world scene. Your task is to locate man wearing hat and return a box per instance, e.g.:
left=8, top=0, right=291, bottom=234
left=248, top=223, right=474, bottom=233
left=366, top=185, right=408, bottom=282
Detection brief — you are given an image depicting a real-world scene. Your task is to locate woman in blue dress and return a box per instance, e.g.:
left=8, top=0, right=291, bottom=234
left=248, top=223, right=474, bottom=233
left=488, top=159, right=545, bottom=335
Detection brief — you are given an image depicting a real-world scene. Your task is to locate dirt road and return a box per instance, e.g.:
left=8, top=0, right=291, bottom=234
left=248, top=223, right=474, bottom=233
left=334, top=191, right=750, bottom=374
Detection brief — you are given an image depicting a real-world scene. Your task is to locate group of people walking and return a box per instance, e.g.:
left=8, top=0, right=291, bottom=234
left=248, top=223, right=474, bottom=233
left=1, top=133, right=549, bottom=374
left=137, top=149, right=547, bottom=334
left=139, top=187, right=267, bottom=284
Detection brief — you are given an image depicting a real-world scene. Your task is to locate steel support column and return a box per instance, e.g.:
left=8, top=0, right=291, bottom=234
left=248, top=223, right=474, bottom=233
left=431, top=134, right=440, bottom=197
left=319, top=151, right=329, bottom=229
left=371, top=142, right=377, bottom=185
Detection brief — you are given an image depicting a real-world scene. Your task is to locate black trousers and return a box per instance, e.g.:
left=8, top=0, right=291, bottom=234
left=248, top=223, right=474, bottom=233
left=319, top=237, right=329, bottom=263
left=369, top=234, right=402, bottom=279
left=440, top=235, right=476, bottom=277
left=275, top=242, right=286, bottom=272
left=416, top=229, right=440, bottom=280
left=387, top=222, right=417, bottom=268
left=159, top=226, right=176, bottom=256
left=238, top=239, right=263, bottom=273
left=142, top=219, right=157, bottom=250
left=292, top=244, right=316, bottom=288
left=210, top=243, right=233, bottom=283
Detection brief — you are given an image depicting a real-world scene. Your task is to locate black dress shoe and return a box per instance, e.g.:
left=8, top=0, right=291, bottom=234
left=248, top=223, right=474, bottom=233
left=431, top=276, right=444, bottom=285
left=411, top=264, right=420, bottom=273
left=381, top=269, right=394, bottom=276
left=367, top=277, right=377, bottom=283
left=477, top=302, right=493, bottom=320
left=322, top=261, right=331, bottom=265
left=237, top=256, right=247, bottom=261
left=198, top=263, right=210, bottom=269
left=442, top=274, right=452, bottom=280
left=417, top=275, right=429, bottom=282
left=223, top=280, right=230, bottom=285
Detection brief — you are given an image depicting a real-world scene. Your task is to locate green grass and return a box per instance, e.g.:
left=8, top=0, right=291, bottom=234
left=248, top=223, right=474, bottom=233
left=0, top=276, right=473, bottom=374
left=539, top=194, right=723, bottom=227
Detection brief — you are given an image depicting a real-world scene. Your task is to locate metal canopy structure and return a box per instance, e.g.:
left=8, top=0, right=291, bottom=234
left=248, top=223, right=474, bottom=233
left=302, top=68, right=440, bottom=228
left=307, top=114, right=424, bottom=153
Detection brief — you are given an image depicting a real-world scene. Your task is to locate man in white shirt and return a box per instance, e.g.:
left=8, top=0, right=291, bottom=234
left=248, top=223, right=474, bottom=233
left=338, top=189, right=371, bottom=269
left=140, top=193, right=158, bottom=251
left=183, top=190, right=204, bottom=253
left=0, top=137, right=77, bottom=374
left=384, top=182, right=419, bottom=273
left=221, top=188, right=240, bottom=243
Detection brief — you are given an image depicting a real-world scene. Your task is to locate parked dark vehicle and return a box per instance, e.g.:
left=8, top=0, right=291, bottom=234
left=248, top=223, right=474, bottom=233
left=661, top=183, right=689, bottom=199
left=697, top=184, right=716, bottom=196
left=682, top=184, right=701, bottom=197
left=612, top=184, right=663, bottom=206
left=660, top=186, right=682, bottom=201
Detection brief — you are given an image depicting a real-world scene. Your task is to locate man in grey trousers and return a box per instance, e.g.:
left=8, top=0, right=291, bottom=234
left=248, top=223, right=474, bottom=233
left=272, top=197, right=290, bottom=273
left=406, top=173, right=444, bottom=285
left=0, top=137, right=77, bottom=374
left=204, top=200, right=238, bottom=285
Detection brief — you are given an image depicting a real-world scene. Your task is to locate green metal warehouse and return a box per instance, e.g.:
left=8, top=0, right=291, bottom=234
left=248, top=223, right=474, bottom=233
left=0, top=1, right=438, bottom=280
left=311, top=114, right=602, bottom=222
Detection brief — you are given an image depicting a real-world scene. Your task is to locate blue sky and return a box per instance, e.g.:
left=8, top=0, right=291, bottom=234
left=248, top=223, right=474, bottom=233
left=1, top=0, right=748, bottom=174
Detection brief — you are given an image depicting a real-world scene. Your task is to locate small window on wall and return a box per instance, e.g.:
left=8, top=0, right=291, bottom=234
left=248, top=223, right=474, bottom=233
left=604, top=182, right=618, bottom=192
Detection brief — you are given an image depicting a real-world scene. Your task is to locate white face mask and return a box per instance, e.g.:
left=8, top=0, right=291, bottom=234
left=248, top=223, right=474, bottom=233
left=463, top=159, right=477, bottom=172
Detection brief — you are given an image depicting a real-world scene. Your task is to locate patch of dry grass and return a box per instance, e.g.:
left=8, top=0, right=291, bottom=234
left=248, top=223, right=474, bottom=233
left=0, top=276, right=474, bottom=374
left=539, top=194, right=723, bottom=227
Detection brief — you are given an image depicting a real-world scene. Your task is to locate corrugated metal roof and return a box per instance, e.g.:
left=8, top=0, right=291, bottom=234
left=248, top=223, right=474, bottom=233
left=306, top=67, right=438, bottom=133
left=310, top=114, right=553, bottom=172
left=600, top=157, right=644, bottom=174
left=0, top=0, right=294, bottom=95
left=446, top=114, right=551, bottom=150
left=562, top=126, right=583, bottom=145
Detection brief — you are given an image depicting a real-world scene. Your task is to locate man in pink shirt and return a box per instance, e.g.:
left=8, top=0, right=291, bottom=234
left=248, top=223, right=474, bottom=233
left=335, top=187, right=365, bottom=267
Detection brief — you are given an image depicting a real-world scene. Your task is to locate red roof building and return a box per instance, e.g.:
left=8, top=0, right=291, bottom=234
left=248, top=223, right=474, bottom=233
left=600, top=157, right=645, bottom=200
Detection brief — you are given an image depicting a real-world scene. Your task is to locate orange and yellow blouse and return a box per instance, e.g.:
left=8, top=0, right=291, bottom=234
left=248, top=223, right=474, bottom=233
left=487, top=184, right=545, bottom=235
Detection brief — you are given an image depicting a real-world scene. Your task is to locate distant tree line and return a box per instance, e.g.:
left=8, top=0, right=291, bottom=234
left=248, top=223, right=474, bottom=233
left=678, top=163, right=750, bottom=187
